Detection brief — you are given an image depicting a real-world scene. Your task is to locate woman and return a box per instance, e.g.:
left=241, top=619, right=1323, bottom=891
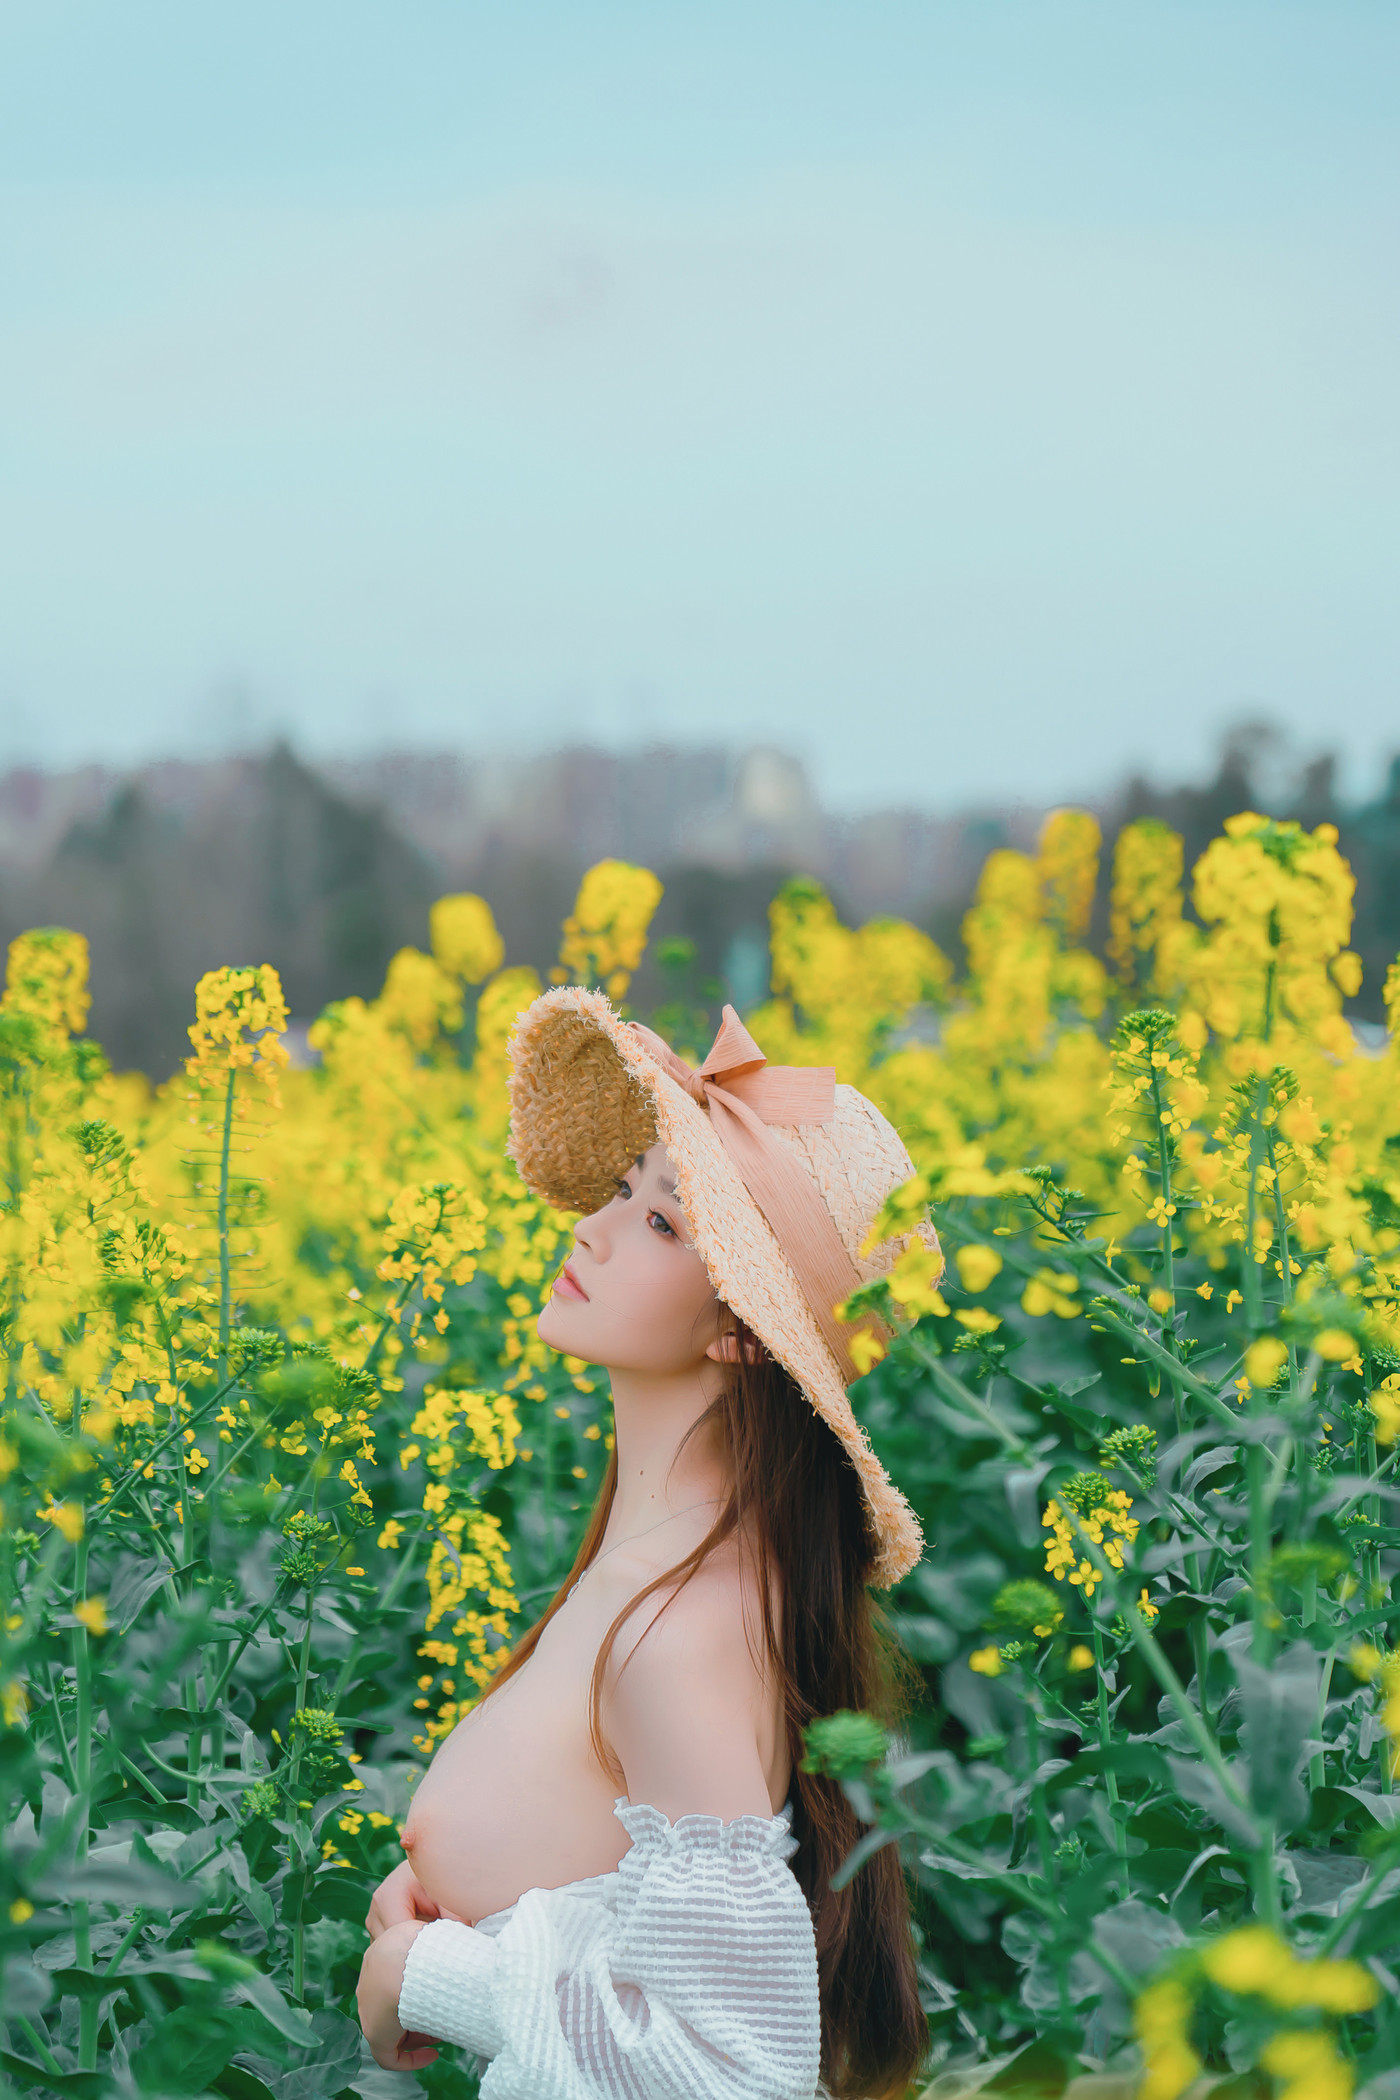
left=357, top=989, right=937, bottom=2099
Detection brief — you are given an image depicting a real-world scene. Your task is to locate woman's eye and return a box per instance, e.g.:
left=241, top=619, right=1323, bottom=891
left=647, top=1210, right=676, bottom=1239
left=614, top=1177, right=633, bottom=1200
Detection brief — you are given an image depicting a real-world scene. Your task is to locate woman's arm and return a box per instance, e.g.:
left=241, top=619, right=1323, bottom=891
left=604, top=1568, right=777, bottom=1824
left=358, top=1919, right=440, bottom=2070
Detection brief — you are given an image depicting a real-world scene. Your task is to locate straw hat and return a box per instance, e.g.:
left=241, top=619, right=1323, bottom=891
left=507, top=985, right=936, bottom=1586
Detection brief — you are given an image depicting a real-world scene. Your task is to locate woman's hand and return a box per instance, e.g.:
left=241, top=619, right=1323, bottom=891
left=357, top=1919, right=438, bottom=2070
left=365, top=1858, right=441, bottom=1940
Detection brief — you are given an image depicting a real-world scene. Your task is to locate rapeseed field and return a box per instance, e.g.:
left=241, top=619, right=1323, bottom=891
left=1, top=814, right=1395, bottom=2098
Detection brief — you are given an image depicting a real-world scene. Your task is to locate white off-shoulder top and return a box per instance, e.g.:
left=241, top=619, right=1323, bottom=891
left=397, top=1798, right=822, bottom=2099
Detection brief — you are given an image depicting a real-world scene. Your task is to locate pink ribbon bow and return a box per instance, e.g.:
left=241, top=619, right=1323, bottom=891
left=628, top=1006, right=880, bottom=1384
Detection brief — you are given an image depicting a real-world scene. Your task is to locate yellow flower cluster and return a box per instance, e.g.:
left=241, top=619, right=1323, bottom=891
left=1136, top=1926, right=1378, bottom=2100
left=2, top=927, right=92, bottom=1038
left=1189, top=815, right=1358, bottom=1055
left=1043, top=1481, right=1139, bottom=1596
left=431, top=892, right=506, bottom=986
left=185, top=964, right=290, bottom=1100
left=553, top=858, right=664, bottom=1001
left=1108, top=819, right=1188, bottom=995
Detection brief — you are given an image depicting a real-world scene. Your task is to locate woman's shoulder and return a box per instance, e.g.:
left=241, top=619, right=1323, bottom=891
left=595, top=1532, right=769, bottom=1672
left=594, top=1545, right=779, bottom=1822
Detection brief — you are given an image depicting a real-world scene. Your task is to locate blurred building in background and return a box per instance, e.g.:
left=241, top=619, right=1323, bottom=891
left=1, top=728, right=1397, bottom=1077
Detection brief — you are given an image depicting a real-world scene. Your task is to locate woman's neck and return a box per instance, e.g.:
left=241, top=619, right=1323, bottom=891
left=602, top=1364, right=730, bottom=1543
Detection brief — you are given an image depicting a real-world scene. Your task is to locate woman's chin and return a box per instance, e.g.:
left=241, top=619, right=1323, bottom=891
left=537, top=1295, right=584, bottom=1351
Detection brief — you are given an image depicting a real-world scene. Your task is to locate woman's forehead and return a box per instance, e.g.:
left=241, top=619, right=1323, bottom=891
left=634, top=1140, right=680, bottom=1198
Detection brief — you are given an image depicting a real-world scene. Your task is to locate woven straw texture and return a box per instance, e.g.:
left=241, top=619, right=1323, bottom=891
left=507, top=985, right=932, bottom=1586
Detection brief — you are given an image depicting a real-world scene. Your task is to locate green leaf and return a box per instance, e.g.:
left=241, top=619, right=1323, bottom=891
left=0, top=2054, right=107, bottom=2098
left=49, top=1967, right=125, bottom=2001
left=1166, top=1753, right=1258, bottom=1849
left=1233, top=1643, right=1316, bottom=1834
left=134, top=2006, right=243, bottom=2094
left=1056, top=1743, right=1170, bottom=1789
left=1340, top=1785, right=1400, bottom=1831
left=229, top=1972, right=318, bottom=2050
left=214, top=2069, right=280, bottom=2100
left=303, top=1871, right=371, bottom=1924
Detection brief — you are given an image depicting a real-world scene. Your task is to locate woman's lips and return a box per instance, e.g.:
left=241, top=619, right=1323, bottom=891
left=554, top=1260, right=589, bottom=1302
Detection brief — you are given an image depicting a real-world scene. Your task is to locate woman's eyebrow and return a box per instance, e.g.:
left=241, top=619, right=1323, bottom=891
left=636, top=1152, right=679, bottom=1198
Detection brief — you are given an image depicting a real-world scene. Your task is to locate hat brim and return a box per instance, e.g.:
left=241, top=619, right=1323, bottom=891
left=507, top=985, right=923, bottom=1587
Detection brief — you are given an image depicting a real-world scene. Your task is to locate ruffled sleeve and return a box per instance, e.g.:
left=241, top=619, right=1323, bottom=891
left=397, top=1800, right=821, bottom=2100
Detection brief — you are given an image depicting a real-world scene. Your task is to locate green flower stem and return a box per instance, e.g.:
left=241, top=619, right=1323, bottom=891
left=1062, top=1509, right=1257, bottom=1837
left=877, top=1796, right=1139, bottom=2003
left=1265, top=1131, right=1302, bottom=1411
left=1241, top=1080, right=1267, bottom=1336
left=90, top=1373, right=238, bottom=1524
left=216, top=1065, right=237, bottom=1384
left=1090, top=1621, right=1130, bottom=1902
left=40, top=1666, right=80, bottom=1792
left=360, top=1273, right=419, bottom=1378
left=1087, top=1304, right=1245, bottom=1436
left=1146, top=1061, right=1186, bottom=1424
left=206, top=1592, right=281, bottom=1709
left=126, top=1740, right=248, bottom=1787
left=17, top=2016, right=64, bottom=2078
left=1023, top=1701, right=1057, bottom=1886
left=1246, top=1438, right=1273, bottom=1667
left=330, top=1540, right=420, bottom=1708
left=112, top=1744, right=172, bottom=1803
left=101, top=1907, right=147, bottom=1978
left=70, top=1530, right=98, bottom=2070
left=1309, top=1648, right=1337, bottom=1791
left=908, top=1338, right=1035, bottom=1462
left=286, top=1566, right=319, bottom=2005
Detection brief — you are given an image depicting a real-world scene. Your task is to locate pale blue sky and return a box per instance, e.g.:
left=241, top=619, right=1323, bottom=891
left=2, top=2, right=1396, bottom=809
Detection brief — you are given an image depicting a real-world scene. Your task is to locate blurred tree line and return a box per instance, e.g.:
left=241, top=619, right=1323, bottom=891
left=0, top=725, right=1396, bottom=1076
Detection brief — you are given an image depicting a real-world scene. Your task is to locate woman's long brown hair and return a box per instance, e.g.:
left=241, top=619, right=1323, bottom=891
left=481, top=1304, right=928, bottom=2099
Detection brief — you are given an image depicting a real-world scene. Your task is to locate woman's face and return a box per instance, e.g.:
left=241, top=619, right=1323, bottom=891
left=537, top=1141, right=722, bottom=1377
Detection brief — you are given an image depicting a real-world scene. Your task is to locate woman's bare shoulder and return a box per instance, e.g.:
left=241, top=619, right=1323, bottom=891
left=596, top=1534, right=769, bottom=1671
left=600, top=1551, right=776, bottom=1821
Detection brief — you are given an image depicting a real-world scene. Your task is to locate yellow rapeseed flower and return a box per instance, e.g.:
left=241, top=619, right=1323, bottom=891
left=1201, top=1924, right=1294, bottom=1995
left=953, top=1306, right=1001, bottom=1335
left=1022, top=1269, right=1080, bottom=1319
left=847, top=1329, right=888, bottom=1374
left=2, top=927, right=91, bottom=1036
left=185, top=963, right=290, bottom=1099
left=1370, top=1378, right=1400, bottom=1447
left=73, top=1597, right=108, bottom=1636
left=1244, top=1336, right=1288, bottom=1388
left=556, top=860, right=664, bottom=1000
left=1260, top=2027, right=1353, bottom=2100
left=1133, top=1975, right=1201, bottom=2100
left=954, top=1245, right=1002, bottom=1295
left=40, top=1500, right=85, bottom=1543
left=968, top=1647, right=1004, bottom=1677
left=429, top=893, right=505, bottom=985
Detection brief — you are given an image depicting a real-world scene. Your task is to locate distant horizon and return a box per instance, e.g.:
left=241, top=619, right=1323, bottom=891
left=1, top=714, right=1393, bottom=828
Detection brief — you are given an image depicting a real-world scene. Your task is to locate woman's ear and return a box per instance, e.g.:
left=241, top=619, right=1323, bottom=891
left=704, top=1326, right=768, bottom=1366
